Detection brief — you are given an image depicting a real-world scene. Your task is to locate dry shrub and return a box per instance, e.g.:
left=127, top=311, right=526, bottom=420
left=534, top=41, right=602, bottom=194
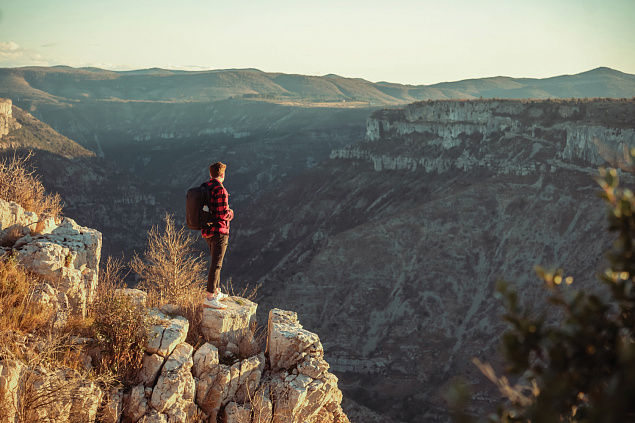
left=0, top=151, right=63, bottom=221
left=131, top=212, right=206, bottom=306
left=89, top=257, right=150, bottom=384
left=0, top=331, right=110, bottom=423
left=0, top=254, right=54, bottom=336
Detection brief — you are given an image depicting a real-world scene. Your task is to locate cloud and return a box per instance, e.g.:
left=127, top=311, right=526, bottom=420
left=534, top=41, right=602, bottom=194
left=0, top=41, right=52, bottom=67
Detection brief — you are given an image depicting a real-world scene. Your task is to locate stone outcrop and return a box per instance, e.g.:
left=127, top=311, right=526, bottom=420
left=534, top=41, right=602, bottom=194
left=0, top=98, right=21, bottom=139
left=0, top=195, right=348, bottom=422
left=201, top=297, right=259, bottom=358
left=0, top=198, right=102, bottom=317
left=331, top=99, right=635, bottom=174
left=115, top=298, right=349, bottom=423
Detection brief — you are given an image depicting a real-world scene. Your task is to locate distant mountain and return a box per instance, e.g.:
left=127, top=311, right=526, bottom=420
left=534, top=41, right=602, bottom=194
left=0, top=66, right=633, bottom=109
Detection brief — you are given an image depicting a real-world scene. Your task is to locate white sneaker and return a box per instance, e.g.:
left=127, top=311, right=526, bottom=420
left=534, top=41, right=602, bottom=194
left=216, top=291, right=229, bottom=301
left=204, top=297, right=227, bottom=309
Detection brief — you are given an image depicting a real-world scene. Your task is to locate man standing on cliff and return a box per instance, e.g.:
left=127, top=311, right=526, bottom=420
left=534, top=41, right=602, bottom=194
left=203, top=162, right=234, bottom=310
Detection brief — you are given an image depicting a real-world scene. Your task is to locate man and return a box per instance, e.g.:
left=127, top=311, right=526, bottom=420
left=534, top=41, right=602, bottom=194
left=202, top=162, right=234, bottom=309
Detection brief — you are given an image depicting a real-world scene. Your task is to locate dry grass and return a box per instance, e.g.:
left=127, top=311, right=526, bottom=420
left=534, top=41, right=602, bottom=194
left=0, top=151, right=63, bottom=221
left=0, top=331, right=113, bottom=423
left=0, top=254, right=55, bottom=336
left=89, top=256, right=150, bottom=385
left=131, top=212, right=206, bottom=306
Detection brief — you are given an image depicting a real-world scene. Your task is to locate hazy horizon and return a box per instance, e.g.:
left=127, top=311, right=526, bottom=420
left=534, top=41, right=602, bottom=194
left=1, top=0, right=634, bottom=86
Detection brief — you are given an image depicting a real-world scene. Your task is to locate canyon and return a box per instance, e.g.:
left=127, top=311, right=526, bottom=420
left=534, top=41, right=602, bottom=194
left=224, top=98, right=635, bottom=421
left=0, top=66, right=634, bottom=422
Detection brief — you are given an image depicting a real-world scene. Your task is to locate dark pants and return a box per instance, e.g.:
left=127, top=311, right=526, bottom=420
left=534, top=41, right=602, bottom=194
left=205, top=234, right=228, bottom=294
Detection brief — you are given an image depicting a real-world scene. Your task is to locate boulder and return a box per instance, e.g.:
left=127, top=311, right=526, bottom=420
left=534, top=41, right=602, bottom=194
left=192, top=342, right=218, bottom=378
left=115, top=288, right=148, bottom=308
left=69, top=379, right=103, bottom=423
left=139, top=353, right=164, bottom=387
left=201, top=296, right=258, bottom=357
left=268, top=309, right=325, bottom=372
left=126, top=384, right=149, bottom=422
left=236, top=352, right=266, bottom=403
left=5, top=211, right=102, bottom=317
left=0, top=199, right=54, bottom=242
left=145, top=310, right=189, bottom=357
left=149, top=343, right=195, bottom=413
left=252, top=386, right=274, bottom=423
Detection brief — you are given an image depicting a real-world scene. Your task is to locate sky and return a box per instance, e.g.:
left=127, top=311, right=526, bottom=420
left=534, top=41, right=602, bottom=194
left=0, top=0, right=633, bottom=86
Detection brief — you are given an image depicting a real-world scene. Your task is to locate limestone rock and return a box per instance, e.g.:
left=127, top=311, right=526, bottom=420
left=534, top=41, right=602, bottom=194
left=4, top=211, right=102, bottom=317
left=269, top=372, right=345, bottom=423
left=0, top=199, right=51, bottom=241
left=145, top=309, right=189, bottom=357
left=252, top=386, right=274, bottom=423
left=268, top=309, right=325, bottom=372
left=137, top=409, right=168, bottom=423
left=0, top=98, right=20, bottom=139
left=0, top=359, right=23, bottom=423
left=139, top=353, right=164, bottom=387
left=192, top=342, right=218, bottom=378
left=149, top=343, right=195, bottom=413
left=201, top=296, right=258, bottom=357
left=70, top=380, right=104, bottom=423
left=126, top=384, right=149, bottom=422
left=236, top=352, right=266, bottom=403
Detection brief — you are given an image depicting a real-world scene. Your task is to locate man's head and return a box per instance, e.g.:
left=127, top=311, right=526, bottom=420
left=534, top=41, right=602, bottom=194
left=209, top=162, right=226, bottom=180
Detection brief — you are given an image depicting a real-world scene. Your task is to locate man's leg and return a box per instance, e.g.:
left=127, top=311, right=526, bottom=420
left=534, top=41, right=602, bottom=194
left=205, top=234, right=228, bottom=299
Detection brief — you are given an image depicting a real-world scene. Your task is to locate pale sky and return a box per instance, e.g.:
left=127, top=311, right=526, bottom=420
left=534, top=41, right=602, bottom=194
left=0, top=0, right=633, bottom=85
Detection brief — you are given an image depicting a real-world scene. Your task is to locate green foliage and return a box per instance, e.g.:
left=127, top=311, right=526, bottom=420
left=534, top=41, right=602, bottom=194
left=452, top=165, right=635, bottom=423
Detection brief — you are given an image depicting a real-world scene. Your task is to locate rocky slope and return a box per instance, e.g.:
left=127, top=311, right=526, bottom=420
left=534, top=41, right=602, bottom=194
left=224, top=98, right=635, bottom=422
left=0, top=198, right=350, bottom=423
left=0, top=101, right=173, bottom=258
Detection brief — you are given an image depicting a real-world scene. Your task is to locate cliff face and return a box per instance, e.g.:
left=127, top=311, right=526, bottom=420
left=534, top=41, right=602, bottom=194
left=332, top=99, right=635, bottom=173
left=226, top=98, right=635, bottom=422
left=0, top=99, right=21, bottom=139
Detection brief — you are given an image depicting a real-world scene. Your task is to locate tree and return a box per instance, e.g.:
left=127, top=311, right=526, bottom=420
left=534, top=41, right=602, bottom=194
left=131, top=213, right=206, bottom=305
left=451, top=165, right=635, bottom=423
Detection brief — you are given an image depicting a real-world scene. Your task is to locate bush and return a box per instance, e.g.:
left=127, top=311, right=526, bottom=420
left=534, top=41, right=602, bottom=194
left=130, top=212, right=206, bottom=306
left=0, top=151, right=63, bottom=220
left=0, top=254, right=54, bottom=336
left=89, top=257, right=151, bottom=384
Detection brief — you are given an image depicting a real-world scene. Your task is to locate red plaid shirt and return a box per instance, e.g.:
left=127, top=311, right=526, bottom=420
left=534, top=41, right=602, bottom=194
left=201, top=179, right=234, bottom=237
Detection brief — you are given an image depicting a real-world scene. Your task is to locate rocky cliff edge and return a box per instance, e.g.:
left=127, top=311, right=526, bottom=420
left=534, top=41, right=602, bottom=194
left=0, top=199, right=349, bottom=423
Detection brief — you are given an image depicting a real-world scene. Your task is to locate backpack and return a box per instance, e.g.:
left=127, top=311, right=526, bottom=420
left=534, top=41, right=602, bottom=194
left=185, top=183, right=213, bottom=230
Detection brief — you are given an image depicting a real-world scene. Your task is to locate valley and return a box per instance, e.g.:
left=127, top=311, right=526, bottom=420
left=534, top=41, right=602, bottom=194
left=0, top=66, right=634, bottom=422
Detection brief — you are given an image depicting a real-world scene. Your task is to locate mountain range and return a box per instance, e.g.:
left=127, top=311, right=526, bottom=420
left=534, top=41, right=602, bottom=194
left=1, top=66, right=634, bottom=108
